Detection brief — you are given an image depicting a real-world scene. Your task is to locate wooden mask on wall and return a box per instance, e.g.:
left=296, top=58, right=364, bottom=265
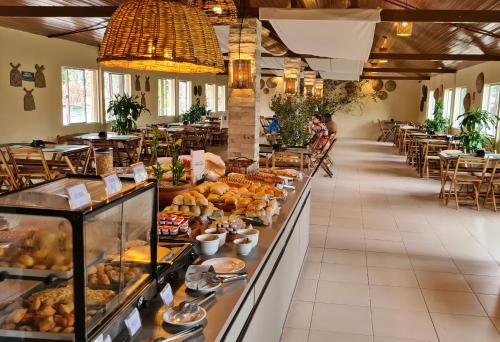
left=135, top=75, right=141, bottom=91
left=141, top=92, right=146, bottom=107
left=145, top=76, right=151, bottom=92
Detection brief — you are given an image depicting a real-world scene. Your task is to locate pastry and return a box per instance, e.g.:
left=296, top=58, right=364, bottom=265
left=191, top=206, right=201, bottom=217
left=172, top=195, right=184, bottom=205
left=180, top=205, right=191, bottom=213
left=207, top=194, right=220, bottom=202
left=183, top=194, right=196, bottom=206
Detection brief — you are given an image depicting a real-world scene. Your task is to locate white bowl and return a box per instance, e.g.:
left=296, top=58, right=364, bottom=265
left=196, top=234, right=220, bottom=255
left=234, top=237, right=253, bottom=256
left=204, top=227, right=227, bottom=247
left=237, top=228, right=259, bottom=248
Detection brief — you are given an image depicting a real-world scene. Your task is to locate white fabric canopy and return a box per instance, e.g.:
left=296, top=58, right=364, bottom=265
left=319, top=71, right=360, bottom=81
left=214, top=25, right=229, bottom=54
left=262, top=57, right=285, bottom=70
left=306, top=58, right=364, bottom=74
left=259, top=8, right=381, bottom=61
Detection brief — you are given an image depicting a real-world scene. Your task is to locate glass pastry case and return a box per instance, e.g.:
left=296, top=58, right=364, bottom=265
left=0, top=175, right=157, bottom=341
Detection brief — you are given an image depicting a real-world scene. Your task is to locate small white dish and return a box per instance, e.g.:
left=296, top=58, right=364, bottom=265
left=204, top=227, right=227, bottom=247
left=163, top=306, right=206, bottom=327
left=201, top=257, right=246, bottom=273
left=234, top=238, right=253, bottom=256
left=237, top=228, right=259, bottom=248
left=196, top=234, right=219, bottom=256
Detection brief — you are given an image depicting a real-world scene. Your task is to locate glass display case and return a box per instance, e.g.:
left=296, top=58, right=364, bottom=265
left=0, top=175, right=157, bottom=341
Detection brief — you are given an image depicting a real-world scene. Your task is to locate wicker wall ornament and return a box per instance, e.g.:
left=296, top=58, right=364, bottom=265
left=188, top=0, right=237, bottom=25
left=266, top=77, right=278, bottom=89
left=141, top=92, right=146, bottom=107
left=385, top=80, right=396, bottom=92
left=145, top=76, right=151, bottom=92
left=135, top=75, right=141, bottom=91
left=434, top=88, right=440, bottom=101
left=98, top=0, right=224, bottom=74
left=23, top=88, right=35, bottom=111
left=476, top=72, right=485, bottom=94
left=463, top=93, right=471, bottom=111
left=260, top=79, right=265, bottom=90
left=371, top=79, right=383, bottom=91
left=9, top=63, right=22, bottom=87
left=34, top=64, right=46, bottom=88
left=377, top=90, right=388, bottom=100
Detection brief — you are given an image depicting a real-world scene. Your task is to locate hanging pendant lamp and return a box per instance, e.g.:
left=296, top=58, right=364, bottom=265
left=188, top=0, right=237, bottom=25
left=98, top=0, right=225, bottom=74
left=396, top=21, right=413, bottom=37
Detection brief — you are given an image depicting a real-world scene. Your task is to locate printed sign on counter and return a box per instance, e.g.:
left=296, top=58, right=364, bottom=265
left=124, top=308, right=142, bottom=336
left=102, top=172, right=123, bottom=197
left=160, top=283, right=174, bottom=305
left=190, top=150, right=205, bottom=185
left=66, top=183, right=91, bottom=209
left=131, top=162, right=148, bottom=184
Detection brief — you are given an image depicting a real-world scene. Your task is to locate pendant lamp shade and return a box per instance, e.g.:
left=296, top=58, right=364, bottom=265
left=189, top=0, right=237, bottom=25
left=98, top=0, right=225, bottom=74
left=396, top=21, right=413, bottom=37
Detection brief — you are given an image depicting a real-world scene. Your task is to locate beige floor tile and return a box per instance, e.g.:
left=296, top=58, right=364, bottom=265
left=331, top=208, right=364, bottom=220
left=372, top=308, right=438, bottom=341
left=477, top=294, right=500, bottom=318
left=366, top=240, right=406, bottom=254
left=301, top=261, right=322, bottom=280
left=309, top=231, right=327, bottom=248
left=311, top=303, right=372, bottom=335
left=368, top=267, right=419, bottom=288
left=415, top=271, right=472, bottom=292
left=320, top=263, right=368, bottom=284
left=330, top=217, right=364, bottom=230
left=306, top=247, right=324, bottom=262
left=370, top=285, right=427, bottom=311
left=422, top=289, right=486, bottom=316
left=316, top=280, right=370, bottom=306
left=325, top=235, right=366, bottom=251
left=367, top=252, right=412, bottom=269
left=364, top=229, right=402, bottom=242
left=280, top=328, right=309, bottom=342
left=309, top=330, right=373, bottom=342
left=409, top=255, right=459, bottom=273
left=311, top=207, right=331, bottom=218
left=311, top=215, right=331, bottom=226
left=284, top=300, right=314, bottom=329
left=293, top=278, right=318, bottom=302
left=329, top=227, right=365, bottom=239
left=431, top=313, right=500, bottom=342
left=465, top=275, right=500, bottom=295
left=323, top=249, right=367, bottom=266
left=374, top=338, right=429, bottom=342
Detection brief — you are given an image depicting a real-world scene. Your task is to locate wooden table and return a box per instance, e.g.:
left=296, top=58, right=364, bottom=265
left=73, top=132, right=140, bottom=142
left=72, top=133, right=140, bottom=166
left=260, top=145, right=312, bottom=170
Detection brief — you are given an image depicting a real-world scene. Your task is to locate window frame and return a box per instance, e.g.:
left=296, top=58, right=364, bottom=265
left=205, top=83, right=216, bottom=113
left=178, top=80, right=192, bottom=116
left=427, top=90, right=436, bottom=119
left=482, top=83, right=500, bottom=137
left=452, top=87, right=468, bottom=128
left=217, top=85, right=226, bottom=112
left=443, top=88, right=454, bottom=122
left=158, top=78, right=176, bottom=117
left=103, top=71, right=131, bottom=121
left=61, top=67, right=98, bottom=126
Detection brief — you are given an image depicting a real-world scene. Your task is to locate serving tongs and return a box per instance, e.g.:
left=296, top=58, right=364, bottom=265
left=185, top=265, right=247, bottom=291
left=153, top=324, right=204, bottom=341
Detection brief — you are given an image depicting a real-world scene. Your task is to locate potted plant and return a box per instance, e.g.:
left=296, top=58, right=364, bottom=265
left=424, top=101, right=448, bottom=134
left=181, top=99, right=209, bottom=124
left=107, top=94, right=149, bottom=134
left=150, top=127, right=191, bottom=209
left=270, top=94, right=312, bottom=147
left=457, top=107, right=499, bottom=153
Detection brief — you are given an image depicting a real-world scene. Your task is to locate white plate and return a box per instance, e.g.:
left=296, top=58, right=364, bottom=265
left=201, top=257, right=246, bottom=273
left=163, top=306, right=206, bottom=327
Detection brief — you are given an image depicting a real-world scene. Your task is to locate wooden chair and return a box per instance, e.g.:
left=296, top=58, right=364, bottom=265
left=484, top=160, right=500, bottom=211
left=6, top=147, right=57, bottom=187
left=181, top=131, right=205, bottom=154
left=377, top=119, right=393, bottom=142
left=0, top=149, right=17, bottom=192
left=445, top=156, right=489, bottom=210
left=423, top=141, right=451, bottom=178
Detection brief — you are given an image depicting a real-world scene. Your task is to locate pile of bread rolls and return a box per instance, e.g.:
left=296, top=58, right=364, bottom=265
left=163, top=191, right=215, bottom=217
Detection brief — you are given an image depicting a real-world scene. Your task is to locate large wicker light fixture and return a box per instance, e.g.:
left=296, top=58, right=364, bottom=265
left=98, top=0, right=225, bottom=74
left=314, top=79, right=324, bottom=98
left=303, top=71, right=316, bottom=97
left=189, top=0, right=237, bottom=25
left=396, top=21, right=413, bottom=37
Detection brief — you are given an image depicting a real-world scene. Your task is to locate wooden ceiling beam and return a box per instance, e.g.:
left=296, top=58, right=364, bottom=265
left=363, top=67, right=456, bottom=73
left=369, top=53, right=500, bottom=61
left=380, top=10, right=500, bottom=23
left=0, top=6, right=116, bottom=17
left=361, top=75, right=430, bottom=80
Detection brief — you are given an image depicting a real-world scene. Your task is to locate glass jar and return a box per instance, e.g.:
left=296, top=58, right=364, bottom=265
left=95, top=147, right=114, bottom=175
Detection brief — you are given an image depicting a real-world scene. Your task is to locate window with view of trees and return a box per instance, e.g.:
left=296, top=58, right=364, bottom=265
left=443, top=89, right=453, bottom=121
left=205, top=84, right=216, bottom=112
left=158, top=78, right=175, bottom=117
left=179, top=80, right=192, bottom=115
left=482, top=84, right=500, bottom=136
left=217, top=85, right=226, bottom=112
left=452, top=87, right=467, bottom=128
left=61, top=67, right=98, bottom=125
left=104, top=72, right=131, bottom=121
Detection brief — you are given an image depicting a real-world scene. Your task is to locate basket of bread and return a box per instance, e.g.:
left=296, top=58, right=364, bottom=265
left=162, top=190, right=218, bottom=218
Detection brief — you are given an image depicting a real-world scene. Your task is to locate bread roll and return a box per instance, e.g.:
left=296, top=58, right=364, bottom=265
left=183, top=194, right=196, bottom=206
left=210, top=184, right=226, bottom=195
left=191, top=206, right=201, bottom=217
left=180, top=205, right=191, bottom=213
left=207, top=194, right=220, bottom=202
left=172, top=195, right=184, bottom=205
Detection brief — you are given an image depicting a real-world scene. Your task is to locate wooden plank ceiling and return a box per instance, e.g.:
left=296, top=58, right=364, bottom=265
left=0, top=0, right=499, bottom=78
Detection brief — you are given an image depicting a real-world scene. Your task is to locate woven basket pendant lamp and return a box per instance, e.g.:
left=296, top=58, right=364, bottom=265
left=188, top=0, right=237, bottom=25
left=98, top=0, right=225, bottom=74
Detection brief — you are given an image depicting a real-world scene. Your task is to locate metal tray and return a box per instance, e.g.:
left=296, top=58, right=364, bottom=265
left=0, top=266, right=73, bottom=280
left=0, top=329, right=73, bottom=341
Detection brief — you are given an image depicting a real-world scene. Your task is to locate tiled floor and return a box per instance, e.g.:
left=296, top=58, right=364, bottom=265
left=281, top=139, right=500, bottom=342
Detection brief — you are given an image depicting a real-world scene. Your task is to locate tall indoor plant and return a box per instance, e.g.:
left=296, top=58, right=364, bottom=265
left=424, top=101, right=448, bottom=133
left=107, top=94, right=149, bottom=134
left=270, top=94, right=312, bottom=147
left=457, top=107, right=499, bottom=152
left=181, top=99, right=209, bottom=124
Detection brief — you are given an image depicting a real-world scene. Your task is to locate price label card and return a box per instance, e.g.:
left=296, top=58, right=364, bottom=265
left=160, top=283, right=174, bottom=305
left=92, top=335, right=103, bottom=342
left=102, top=172, right=122, bottom=197
left=124, top=308, right=142, bottom=337
left=66, top=183, right=91, bottom=210
left=131, top=162, right=148, bottom=184
left=190, top=150, right=205, bottom=185
left=103, top=335, right=112, bottom=342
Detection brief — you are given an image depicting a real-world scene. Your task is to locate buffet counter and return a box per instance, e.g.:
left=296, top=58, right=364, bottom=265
left=136, top=174, right=312, bottom=341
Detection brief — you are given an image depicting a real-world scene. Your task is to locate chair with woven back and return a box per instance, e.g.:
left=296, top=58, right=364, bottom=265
left=445, top=156, right=489, bottom=210
left=6, top=147, right=58, bottom=187
left=377, top=119, right=392, bottom=142
left=181, top=130, right=204, bottom=154
left=0, top=149, right=17, bottom=192
left=423, top=140, right=451, bottom=178
left=56, top=135, right=92, bottom=174
left=484, top=159, right=500, bottom=211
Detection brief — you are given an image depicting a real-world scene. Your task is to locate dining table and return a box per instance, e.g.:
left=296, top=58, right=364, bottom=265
left=72, top=133, right=141, bottom=166
left=259, top=144, right=312, bottom=170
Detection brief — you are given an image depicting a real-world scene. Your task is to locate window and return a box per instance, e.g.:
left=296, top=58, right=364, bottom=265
left=205, top=84, right=216, bottom=112
left=427, top=90, right=436, bottom=119
left=482, top=83, right=500, bottom=136
left=104, top=72, right=131, bottom=121
left=179, top=80, right=192, bottom=115
left=217, top=85, right=226, bottom=112
left=158, top=79, right=175, bottom=117
left=61, top=67, right=98, bottom=125
left=452, top=87, right=467, bottom=128
left=443, top=88, right=453, bottom=121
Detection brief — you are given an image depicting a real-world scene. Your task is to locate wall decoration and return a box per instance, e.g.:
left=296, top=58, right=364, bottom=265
left=434, top=88, right=440, bottom=101
left=371, top=79, right=383, bottom=91
left=422, top=85, right=428, bottom=101
left=463, top=93, right=471, bottom=111
left=385, top=80, right=396, bottom=92
left=194, top=85, right=198, bottom=96
left=377, top=90, right=388, bottom=100
left=9, top=63, right=22, bottom=87
left=145, top=76, right=151, bottom=92
left=476, top=72, right=484, bottom=94
left=23, top=88, right=35, bottom=111
left=263, top=88, right=269, bottom=94
left=141, top=92, right=146, bottom=107
left=197, top=85, right=202, bottom=96
left=34, top=64, right=46, bottom=88
left=266, top=77, right=278, bottom=89
left=21, top=71, right=35, bottom=82
left=440, top=84, right=444, bottom=97
left=260, top=79, right=265, bottom=90
left=135, top=75, right=141, bottom=91
left=420, top=98, right=425, bottom=112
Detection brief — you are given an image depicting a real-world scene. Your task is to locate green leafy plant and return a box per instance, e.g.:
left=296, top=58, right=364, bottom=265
left=270, top=94, right=313, bottom=147
left=150, top=126, right=166, bottom=184
left=107, top=94, right=149, bottom=135
left=181, top=99, right=209, bottom=124
left=150, top=127, right=187, bottom=186
left=424, top=101, right=448, bottom=133
left=457, top=107, right=499, bottom=152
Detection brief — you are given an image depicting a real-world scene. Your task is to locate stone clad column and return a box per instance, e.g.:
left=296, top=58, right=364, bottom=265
left=228, top=18, right=262, bottom=161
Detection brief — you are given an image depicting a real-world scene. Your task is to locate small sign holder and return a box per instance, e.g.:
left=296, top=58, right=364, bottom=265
left=101, top=171, right=123, bottom=198
left=66, top=183, right=91, bottom=210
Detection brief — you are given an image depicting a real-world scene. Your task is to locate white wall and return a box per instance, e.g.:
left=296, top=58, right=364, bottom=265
left=0, top=26, right=228, bottom=144
left=259, top=76, right=421, bottom=139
